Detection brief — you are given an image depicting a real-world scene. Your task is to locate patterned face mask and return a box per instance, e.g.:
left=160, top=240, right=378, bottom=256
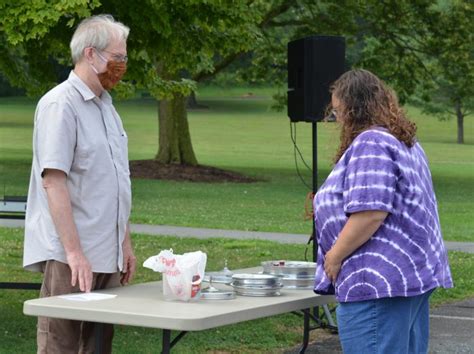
left=91, top=49, right=127, bottom=91
left=96, top=60, right=127, bottom=90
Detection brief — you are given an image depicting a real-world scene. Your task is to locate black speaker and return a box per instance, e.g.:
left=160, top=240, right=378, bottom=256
left=288, top=35, right=346, bottom=122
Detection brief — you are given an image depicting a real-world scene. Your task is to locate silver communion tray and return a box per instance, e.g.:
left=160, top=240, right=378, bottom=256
left=277, top=276, right=314, bottom=289
left=261, top=261, right=316, bottom=277
left=230, top=273, right=283, bottom=297
left=203, top=272, right=233, bottom=284
left=200, top=288, right=236, bottom=300
left=231, top=273, right=281, bottom=287
left=261, top=260, right=316, bottom=289
left=230, top=282, right=283, bottom=297
left=203, top=261, right=234, bottom=284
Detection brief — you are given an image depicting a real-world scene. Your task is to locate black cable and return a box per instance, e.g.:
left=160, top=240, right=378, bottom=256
left=290, top=122, right=312, bottom=190
left=290, top=122, right=313, bottom=171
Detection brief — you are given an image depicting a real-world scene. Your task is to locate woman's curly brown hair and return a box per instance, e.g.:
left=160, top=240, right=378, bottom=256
left=331, top=69, right=417, bottom=162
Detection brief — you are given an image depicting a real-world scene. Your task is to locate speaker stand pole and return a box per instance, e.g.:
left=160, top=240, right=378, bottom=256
left=311, top=121, right=321, bottom=325
left=311, top=121, right=338, bottom=332
left=312, top=122, right=318, bottom=264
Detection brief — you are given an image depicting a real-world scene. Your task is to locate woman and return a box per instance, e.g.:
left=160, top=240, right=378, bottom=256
left=313, top=69, right=453, bottom=353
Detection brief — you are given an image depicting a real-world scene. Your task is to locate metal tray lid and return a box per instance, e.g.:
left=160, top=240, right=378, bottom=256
left=232, top=273, right=279, bottom=281
left=201, top=288, right=236, bottom=300
left=261, top=260, right=316, bottom=277
left=233, top=287, right=282, bottom=297
left=231, top=282, right=283, bottom=290
left=203, top=272, right=233, bottom=284
left=262, top=260, right=316, bottom=268
left=232, top=273, right=280, bottom=286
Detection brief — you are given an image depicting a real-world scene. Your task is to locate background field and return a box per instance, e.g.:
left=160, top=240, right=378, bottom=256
left=1, top=87, right=473, bottom=240
left=0, top=87, right=473, bottom=353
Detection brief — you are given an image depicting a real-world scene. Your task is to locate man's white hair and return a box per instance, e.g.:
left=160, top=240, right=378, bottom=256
left=70, top=14, right=129, bottom=64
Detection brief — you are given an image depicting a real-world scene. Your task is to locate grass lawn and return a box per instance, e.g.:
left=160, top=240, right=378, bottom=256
left=1, top=227, right=473, bottom=353
left=0, top=87, right=473, bottom=240
left=0, top=86, right=473, bottom=352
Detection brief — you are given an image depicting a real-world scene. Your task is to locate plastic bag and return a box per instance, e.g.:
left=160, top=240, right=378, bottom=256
left=143, top=249, right=207, bottom=301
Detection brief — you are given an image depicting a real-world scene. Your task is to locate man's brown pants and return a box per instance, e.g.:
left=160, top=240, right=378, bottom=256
left=37, top=260, right=120, bottom=354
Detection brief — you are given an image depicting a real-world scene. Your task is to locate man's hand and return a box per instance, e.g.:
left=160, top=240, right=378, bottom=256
left=121, top=224, right=136, bottom=285
left=324, top=248, right=342, bottom=284
left=66, top=250, right=93, bottom=292
left=121, top=245, right=136, bottom=285
left=43, top=169, right=92, bottom=292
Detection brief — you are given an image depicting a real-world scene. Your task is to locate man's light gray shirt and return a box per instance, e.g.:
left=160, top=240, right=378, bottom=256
left=24, top=71, right=131, bottom=273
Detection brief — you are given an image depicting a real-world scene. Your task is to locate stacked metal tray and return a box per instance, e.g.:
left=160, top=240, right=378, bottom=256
left=231, top=273, right=283, bottom=296
left=261, top=260, right=316, bottom=289
left=203, top=261, right=234, bottom=284
left=203, top=272, right=233, bottom=284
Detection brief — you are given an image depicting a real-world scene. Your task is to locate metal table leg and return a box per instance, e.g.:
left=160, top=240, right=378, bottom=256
left=162, top=329, right=188, bottom=353
left=0, top=282, right=41, bottom=290
left=94, top=323, right=104, bottom=354
left=162, top=329, right=171, bottom=354
left=299, top=308, right=310, bottom=354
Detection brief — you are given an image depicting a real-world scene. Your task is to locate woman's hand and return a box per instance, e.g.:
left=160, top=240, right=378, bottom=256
left=322, top=210, right=388, bottom=284
left=324, top=248, right=342, bottom=284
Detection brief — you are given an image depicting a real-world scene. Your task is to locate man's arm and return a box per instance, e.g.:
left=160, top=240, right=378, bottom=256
left=42, top=168, right=92, bottom=292
left=324, top=210, right=388, bottom=283
left=120, top=222, right=136, bottom=285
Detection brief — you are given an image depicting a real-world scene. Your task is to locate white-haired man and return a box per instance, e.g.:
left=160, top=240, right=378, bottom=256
left=23, top=15, right=136, bottom=353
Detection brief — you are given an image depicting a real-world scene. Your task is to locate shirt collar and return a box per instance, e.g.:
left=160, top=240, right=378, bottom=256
left=67, top=71, right=113, bottom=105
left=99, top=89, right=112, bottom=105
left=68, top=71, right=96, bottom=102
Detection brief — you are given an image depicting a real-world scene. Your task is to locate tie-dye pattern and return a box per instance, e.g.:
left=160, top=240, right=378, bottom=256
left=313, top=128, right=453, bottom=302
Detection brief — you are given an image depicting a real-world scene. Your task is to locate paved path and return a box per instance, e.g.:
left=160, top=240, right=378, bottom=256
left=284, top=298, right=474, bottom=354
left=1, top=219, right=474, bottom=253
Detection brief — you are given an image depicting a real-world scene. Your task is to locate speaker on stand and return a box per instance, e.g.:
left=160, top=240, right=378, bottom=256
left=287, top=35, right=345, bottom=352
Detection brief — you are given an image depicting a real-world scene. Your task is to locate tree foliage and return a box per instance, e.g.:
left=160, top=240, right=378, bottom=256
left=0, top=0, right=295, bottom=164
left=412, top=1, right=473, bottom=143
left=238, top=0, right=472, bottom=143
left=0, top=0, right=471, bottom=168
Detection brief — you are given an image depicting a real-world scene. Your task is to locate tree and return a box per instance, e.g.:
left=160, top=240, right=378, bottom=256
left=412, top=1, right=473, bottom=144
left=247, top=0, right=472, bottom=144
left=0, top=0, right=295, bottom=165
left=1, top=0, right=471, bottom=168
left=230, top=1, right=441, bottom=106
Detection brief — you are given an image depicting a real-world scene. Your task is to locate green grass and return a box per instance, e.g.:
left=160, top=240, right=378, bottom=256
left=1, top=227, right=473, bottom=353
left=0, top=87, right=473, bottom=351
left=1, top=89, right=472, bottom=240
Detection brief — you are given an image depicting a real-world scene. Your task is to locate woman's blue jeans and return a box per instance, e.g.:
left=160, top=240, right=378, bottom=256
left=336, top=289, right=434, bottom=354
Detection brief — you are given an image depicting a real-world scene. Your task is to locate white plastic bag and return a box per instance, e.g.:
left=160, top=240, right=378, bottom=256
left=143, top=249, right=207, bottom=301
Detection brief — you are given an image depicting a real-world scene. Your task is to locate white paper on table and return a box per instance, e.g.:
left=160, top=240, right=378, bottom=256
left=58, top=293, right=117, bottom=301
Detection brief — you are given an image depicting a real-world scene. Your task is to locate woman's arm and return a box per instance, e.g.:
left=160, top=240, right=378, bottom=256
left=324, top=210, right=388, bottom=283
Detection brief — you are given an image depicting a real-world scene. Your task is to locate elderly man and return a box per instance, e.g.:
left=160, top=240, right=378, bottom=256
left=23, top=15, right=136, bottom=353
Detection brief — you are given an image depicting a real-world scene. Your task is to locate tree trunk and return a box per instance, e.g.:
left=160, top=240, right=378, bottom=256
left=186, top=91, right=209, bottom=109
left=456, top=100, right=464, bottom=144
left=155, top=93, right=198, bottom=165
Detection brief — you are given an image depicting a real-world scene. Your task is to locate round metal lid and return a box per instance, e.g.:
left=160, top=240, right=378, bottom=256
left=262, top=260, right=316, bottom=278
left=232, top=273, right=277, bottom=280
left=232, top=273, right=280, bottom=287
left=232, top=286, right=282, bottom=297
left=231, top=282, right=283, bottom=290
left=203, top=272, right=233, bottom=284
left=200, top=288, right=236, bottom=300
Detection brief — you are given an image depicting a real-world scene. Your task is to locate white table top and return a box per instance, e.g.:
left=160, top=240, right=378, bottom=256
left=24, top=267, right=335, bottom=331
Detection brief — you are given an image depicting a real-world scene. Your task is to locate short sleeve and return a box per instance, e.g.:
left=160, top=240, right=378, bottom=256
left=342, top=132, right=398, bottom=215
left=35, top=101, right=76, bottom=176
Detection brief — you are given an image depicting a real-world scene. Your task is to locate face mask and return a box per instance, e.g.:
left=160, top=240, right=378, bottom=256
left=97, top=60, right=127, bottom=90
left=91, top=50, right=127, bottom=91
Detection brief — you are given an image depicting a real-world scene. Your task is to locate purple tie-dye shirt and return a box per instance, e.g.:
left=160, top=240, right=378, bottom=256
left=313, top=128, right=453, bottom=302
